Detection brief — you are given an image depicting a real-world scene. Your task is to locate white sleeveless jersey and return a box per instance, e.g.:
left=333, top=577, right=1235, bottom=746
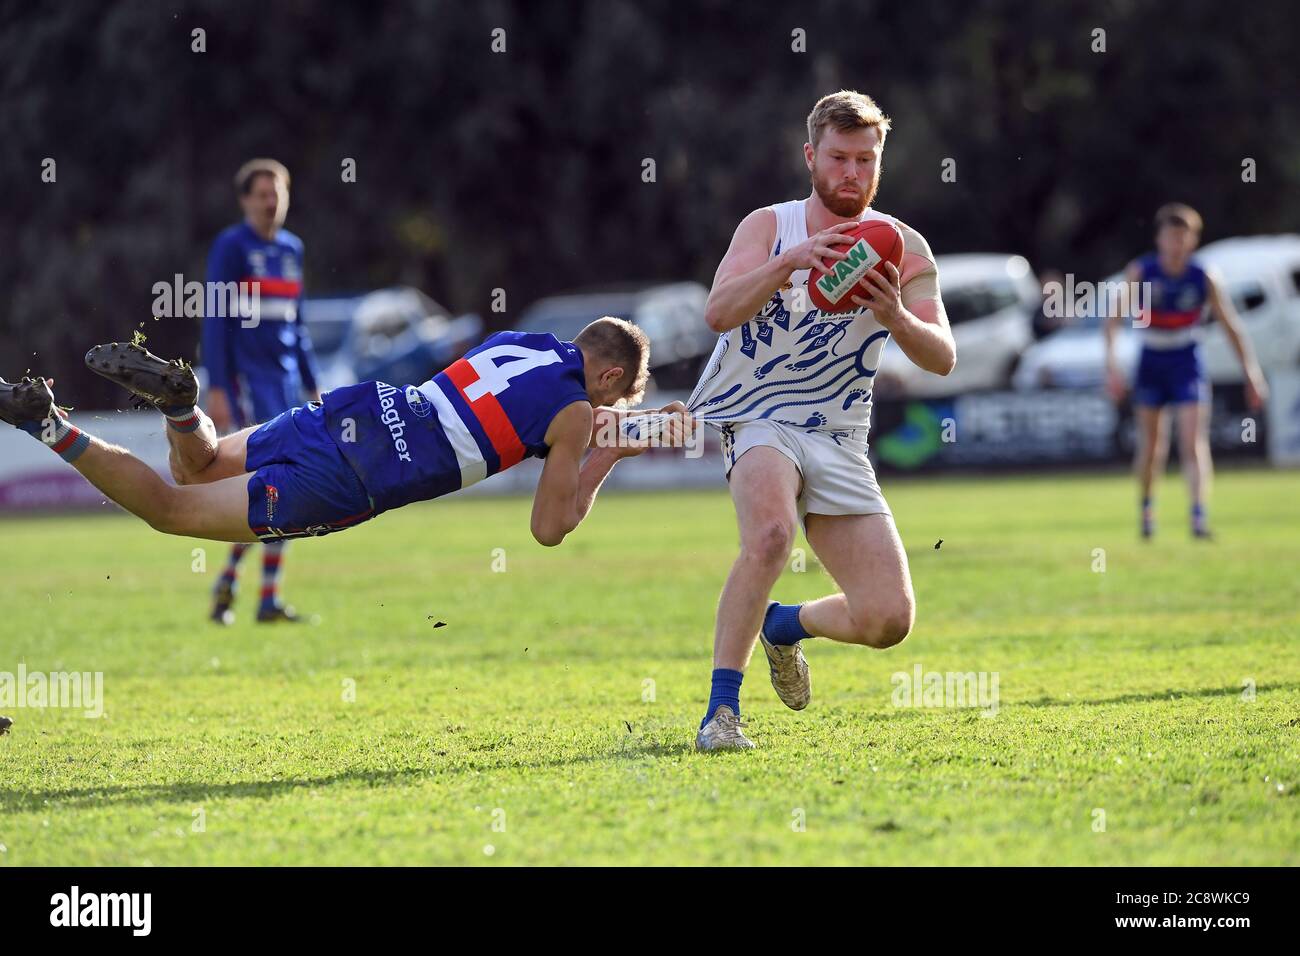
left=688, top=199, right=900, bottom=434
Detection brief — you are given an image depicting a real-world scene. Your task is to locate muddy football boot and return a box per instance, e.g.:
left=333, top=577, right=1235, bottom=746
left=0, top=376, right=58, bottom=428
left=695, top=705, right=755, bottom=751
left=84, top=342, right=198, bottom=411
left=758, top=601, right=811, bottom=710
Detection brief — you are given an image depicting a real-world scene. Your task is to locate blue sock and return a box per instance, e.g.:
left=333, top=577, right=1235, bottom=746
left=1191, top=502, right=1206, bottom=532
left=702, top=668, right=744, bottom=727
left=763, top=601, right=811, bottom=646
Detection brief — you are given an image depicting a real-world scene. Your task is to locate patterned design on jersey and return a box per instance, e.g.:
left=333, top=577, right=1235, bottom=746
left=1145, top=280, right=1205, bottom=329
left=693, top=330, right=888, bottom=426
left=686, top=336, right=729, bottom=409
left=740, top=291, right=793, bottom=359
left=687, top=199, right=895, bottom=433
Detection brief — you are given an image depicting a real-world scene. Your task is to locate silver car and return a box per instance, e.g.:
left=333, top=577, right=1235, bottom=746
left=875, top=253, right=1039, bottom=398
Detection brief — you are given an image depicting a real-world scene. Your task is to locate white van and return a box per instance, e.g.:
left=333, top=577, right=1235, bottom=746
left=1197, top=235, right=1300, bottom=380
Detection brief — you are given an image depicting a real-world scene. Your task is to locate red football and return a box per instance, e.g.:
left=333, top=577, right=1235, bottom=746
left=807, top=219, right=905, bottom=314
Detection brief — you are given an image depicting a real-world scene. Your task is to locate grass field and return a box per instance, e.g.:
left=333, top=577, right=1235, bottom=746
left=1, top=468, right=1297, bottom=866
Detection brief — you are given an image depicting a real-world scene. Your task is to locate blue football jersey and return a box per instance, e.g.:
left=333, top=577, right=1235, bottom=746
left=321, top=331, right=589, bottom=514
left=200, top=222, right=320, bottom=419
left=1136, top=253, right=1209, bottom=333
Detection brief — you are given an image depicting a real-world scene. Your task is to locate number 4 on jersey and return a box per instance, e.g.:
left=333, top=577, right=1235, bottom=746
left=461, top=345, right=561, bottom=401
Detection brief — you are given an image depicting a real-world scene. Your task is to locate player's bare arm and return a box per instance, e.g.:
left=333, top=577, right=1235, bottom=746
left=1105, top=261, right=1142, bottom=401
left=703, top=209, right=858, bottom=333
left=589, top=400, right=697, bottom=450
left=850, top=255, right=955, bottom=376
left=531, top=399, right=637, bottom=547
left=1206, top=273, right=1268, bottom=410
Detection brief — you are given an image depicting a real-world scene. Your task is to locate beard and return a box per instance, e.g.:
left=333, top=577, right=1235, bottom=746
left=811, top=163, right=879, bottom=217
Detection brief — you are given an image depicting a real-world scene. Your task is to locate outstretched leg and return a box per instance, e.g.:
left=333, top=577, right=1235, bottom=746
left=1, top=376, right=255, bottom=541
left=80, top=341, right=255, bottom=486
left=166, top=412, right=258, bottom=485
left=68, top=434, right=257, bottom=541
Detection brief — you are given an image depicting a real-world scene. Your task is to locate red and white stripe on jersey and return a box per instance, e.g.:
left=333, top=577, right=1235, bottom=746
left=415, top=380, right=489, bottom=489
left=1145, top=308, right=1201, bottom=330
left=239, top=276, right=302, bottom=298
left=238, top=276, right=302, bottom=321
left=442, top=358, right=527, bottom=470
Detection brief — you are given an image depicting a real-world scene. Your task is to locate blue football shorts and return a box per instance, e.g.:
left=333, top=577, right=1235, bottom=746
left=1133, top=345, right=1208, bottom=408
left=244, top=403, right=376, bottom=541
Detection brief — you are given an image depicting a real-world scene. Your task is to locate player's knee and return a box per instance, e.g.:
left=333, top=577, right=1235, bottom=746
left=743, top=518, right=797, bottom=568
left=169, top=452, right=193, bottom=486
left=848, top=599, right=914, bottom=648
left=873, top=608, right=914, bottom=649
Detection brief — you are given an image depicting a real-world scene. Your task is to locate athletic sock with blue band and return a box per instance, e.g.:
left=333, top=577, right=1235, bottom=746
left=702, top=668, right=744, bottom=728
left=21, top=411, right=90, bottom=463
left=763, top=601, right=811, bottom=646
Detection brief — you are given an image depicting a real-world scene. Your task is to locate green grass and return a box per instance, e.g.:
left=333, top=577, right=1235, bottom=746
left=1, top=469, right=1298, bottom=865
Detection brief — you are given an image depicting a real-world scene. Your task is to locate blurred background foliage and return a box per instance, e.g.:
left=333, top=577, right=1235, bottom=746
left=2, top=0, right=1297, bottom=403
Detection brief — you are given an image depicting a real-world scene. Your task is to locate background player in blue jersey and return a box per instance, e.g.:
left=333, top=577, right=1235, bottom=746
left=201, top=159, right=322, bottom=623
left=1105, top=204, right=1267, bottom=539
left=0, top=320, right=694, bottom=560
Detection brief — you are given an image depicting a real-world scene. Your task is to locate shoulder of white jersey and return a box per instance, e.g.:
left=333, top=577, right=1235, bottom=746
left=763, top=198, right=803, bottom=215
left=887, top=217, right=936, bottom=267
left=735, top=204, right=782, bottom=257
left=742, top=204, right=784, bottom=225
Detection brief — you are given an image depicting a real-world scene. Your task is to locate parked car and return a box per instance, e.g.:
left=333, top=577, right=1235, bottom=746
left=1010, top=270, right=1131, bottom=390
left=1197, top=235, right=1300, bottom=379
left=301, top=286, right=483, bottom=392
left=1012, top=235, right=1300, bottom=391
left=874, top=253, right=1039, bottom=398
left=514, top=282, right=713, bottom=392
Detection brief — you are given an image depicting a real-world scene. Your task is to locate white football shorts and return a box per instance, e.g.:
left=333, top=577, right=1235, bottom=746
left=717, top=419, right=890, bottom=521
